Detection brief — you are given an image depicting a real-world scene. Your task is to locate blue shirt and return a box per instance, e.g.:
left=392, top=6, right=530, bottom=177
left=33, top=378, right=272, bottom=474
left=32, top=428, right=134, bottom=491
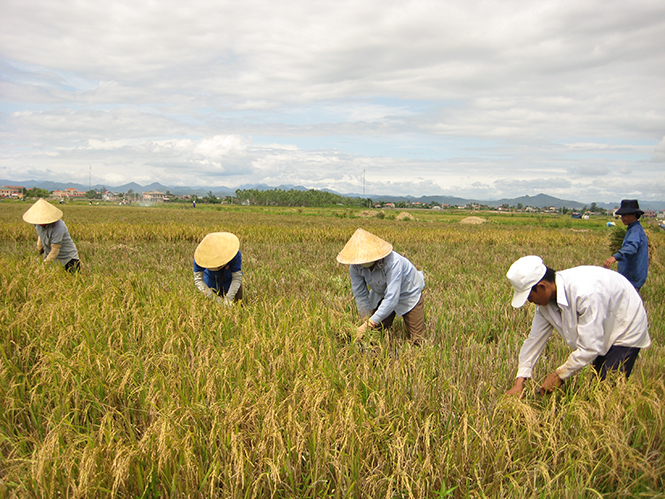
left=613, top=221, right=648, bottom=289
left=349, top=251, right=425, bottom=324
left=193, top=250, right=242, bottom=294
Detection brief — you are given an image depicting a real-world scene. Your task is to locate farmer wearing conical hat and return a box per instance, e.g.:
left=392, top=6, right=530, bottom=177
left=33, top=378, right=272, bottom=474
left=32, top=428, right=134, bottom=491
left=603, top=199, right=649, bottom=292
left=22, top=198, right=81, bottom=272
left=193, top=232, right=243, bottom=306
left=337, top=228, right=426, bottom=345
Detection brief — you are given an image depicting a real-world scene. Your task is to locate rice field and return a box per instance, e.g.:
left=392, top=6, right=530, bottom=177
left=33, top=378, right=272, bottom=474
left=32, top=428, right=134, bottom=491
left=1, top=201, right=664, bottom=498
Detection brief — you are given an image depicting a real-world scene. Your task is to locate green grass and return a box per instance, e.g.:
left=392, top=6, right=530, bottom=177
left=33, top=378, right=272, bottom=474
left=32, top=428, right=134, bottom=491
left=1, top=201, right=664, bottom=498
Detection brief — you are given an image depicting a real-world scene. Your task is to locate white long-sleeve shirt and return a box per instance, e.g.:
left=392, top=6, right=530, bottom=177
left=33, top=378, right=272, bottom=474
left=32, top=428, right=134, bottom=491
left=516, top=266, right=650, bottom=380
left=350, top=251, right=425, bottom=324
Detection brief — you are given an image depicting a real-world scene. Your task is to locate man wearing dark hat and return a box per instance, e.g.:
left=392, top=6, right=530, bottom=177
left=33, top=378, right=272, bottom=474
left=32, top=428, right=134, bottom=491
left=603, top=199, right=649, bottom=292
left=505, top=256, right=650, bottom=397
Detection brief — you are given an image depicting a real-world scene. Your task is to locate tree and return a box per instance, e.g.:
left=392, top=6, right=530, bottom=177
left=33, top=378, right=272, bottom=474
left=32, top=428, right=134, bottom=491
left=24, top=187, right=50, bottom=198
left=205, top=191, right=219, bottom=204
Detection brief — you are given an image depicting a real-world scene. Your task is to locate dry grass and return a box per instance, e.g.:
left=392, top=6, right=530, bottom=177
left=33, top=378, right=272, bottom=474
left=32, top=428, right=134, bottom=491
left=0, top=201, right=664, bottom=498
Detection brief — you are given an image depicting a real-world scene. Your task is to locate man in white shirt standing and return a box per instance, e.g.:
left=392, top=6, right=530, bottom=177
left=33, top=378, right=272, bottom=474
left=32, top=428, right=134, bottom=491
left=505, top=255, right=650, bottom=397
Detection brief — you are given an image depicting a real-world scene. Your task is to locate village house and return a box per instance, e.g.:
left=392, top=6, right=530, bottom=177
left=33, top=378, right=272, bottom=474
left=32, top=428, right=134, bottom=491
left=142, top=191, right=166, bottom=202
left=102, top=191, right=122, bottom=201
left=0, top=185, right=25, bottom=199
left=52, top=187, right=86, bottom=199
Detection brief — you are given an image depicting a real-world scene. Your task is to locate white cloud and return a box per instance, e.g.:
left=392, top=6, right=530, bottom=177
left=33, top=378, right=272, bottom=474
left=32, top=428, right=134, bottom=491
left=0, top=0, right=664, bottom=201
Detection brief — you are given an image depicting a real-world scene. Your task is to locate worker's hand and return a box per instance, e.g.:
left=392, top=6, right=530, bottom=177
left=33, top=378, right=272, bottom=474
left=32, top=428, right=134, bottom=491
left=222, top=298, right=235, bottom=307
left=603, top=256, right=617, bottom=269
left=538, top=372, right=564, bottom=395
left=44, top=243, right=61, bottom=264
left=356, top=319, right=378, bottom=335
left=505, top=377, right=526, bottom=398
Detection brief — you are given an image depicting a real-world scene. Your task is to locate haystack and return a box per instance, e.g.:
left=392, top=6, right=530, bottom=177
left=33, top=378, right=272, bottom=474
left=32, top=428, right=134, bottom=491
left=395, top=212, right=415, bottom=221
left=460, top=216, right=488, bottom=225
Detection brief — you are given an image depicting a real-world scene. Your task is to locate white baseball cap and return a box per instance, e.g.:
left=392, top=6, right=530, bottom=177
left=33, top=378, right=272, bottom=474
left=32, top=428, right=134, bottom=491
left=506, top=255, right=547, bottom=308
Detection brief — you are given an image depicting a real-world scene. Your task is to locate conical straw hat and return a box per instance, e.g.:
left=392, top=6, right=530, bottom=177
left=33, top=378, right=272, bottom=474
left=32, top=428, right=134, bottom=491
left=336, top=228, right=393, bottom=265
left=194, top=232, right=240, bottom=268
left=22, top=198, right=63, bottom=224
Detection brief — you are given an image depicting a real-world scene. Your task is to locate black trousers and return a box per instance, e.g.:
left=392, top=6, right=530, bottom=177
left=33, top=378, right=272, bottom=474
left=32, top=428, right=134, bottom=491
left=64, top=259, right=81, bottom=273
left=592, top=345, right=641, bottom=380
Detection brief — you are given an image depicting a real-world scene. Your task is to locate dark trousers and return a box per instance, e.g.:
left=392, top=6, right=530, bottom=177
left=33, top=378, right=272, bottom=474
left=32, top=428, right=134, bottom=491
left=592, top=345, right=641, bottom=380
left=372, top=295, right=425, bottom=345
left=218, top=284, right=243, bottom=302
left=64, top=259, right=81, bottom=273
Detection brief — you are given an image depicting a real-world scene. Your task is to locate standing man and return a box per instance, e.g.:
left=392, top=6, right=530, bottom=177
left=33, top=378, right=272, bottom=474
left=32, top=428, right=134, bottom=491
left=505, top=256, right=650, bottom=397
left=604, top=199, right=648, bottom=292
left=193, top=232, right=243, bottom=306
left=22, top=198, right=81, bottom=272
left=337, top=228, right=426, bottom=345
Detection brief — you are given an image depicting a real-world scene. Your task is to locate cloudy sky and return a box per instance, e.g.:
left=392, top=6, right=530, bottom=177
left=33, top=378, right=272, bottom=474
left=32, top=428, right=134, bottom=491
left=1, top=0, right=664, bottom=201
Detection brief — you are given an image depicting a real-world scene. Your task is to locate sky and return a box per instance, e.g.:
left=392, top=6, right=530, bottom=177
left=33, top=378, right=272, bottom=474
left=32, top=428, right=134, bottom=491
left=1, top=0, right=664, bottom=202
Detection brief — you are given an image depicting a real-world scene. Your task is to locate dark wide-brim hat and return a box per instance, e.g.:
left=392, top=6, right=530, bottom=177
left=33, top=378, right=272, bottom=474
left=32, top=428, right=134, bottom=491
left=615, top=199, right=644, bottom=216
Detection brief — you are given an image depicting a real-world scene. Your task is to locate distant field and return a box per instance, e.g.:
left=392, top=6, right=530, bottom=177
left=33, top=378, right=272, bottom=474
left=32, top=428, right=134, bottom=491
left=1, top=201, right=663, bottom=498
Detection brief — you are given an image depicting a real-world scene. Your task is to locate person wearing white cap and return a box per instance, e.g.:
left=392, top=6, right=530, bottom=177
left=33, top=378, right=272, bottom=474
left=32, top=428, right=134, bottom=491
left=505, top=256, right=650, bottom=397
left=193, top=232, right=243, bottom=306
left=22, top=198, right=81, bottom=272
left=337, top=228, right=426, bottom=345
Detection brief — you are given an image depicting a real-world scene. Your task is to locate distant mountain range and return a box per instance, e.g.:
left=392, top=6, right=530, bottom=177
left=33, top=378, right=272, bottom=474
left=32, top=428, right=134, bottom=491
left=3, top=178, right=664, bottom=211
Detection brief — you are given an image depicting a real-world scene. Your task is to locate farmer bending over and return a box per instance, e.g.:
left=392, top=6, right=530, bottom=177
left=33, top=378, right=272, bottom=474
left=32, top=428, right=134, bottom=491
left=505, top=256, right=650, bottom=397
left=193, top=232, right=243, bottom=306
left=337, top=228, right=426, bottom=345
left=22, top=198, right=81, bottom=273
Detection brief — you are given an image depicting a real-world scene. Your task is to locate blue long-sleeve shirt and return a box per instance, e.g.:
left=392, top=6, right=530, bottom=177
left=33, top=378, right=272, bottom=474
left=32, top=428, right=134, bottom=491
left=349, top=251, right=425, bottom=324
left=193, top=250, right=242, bottom=293
left=613, top=221, right=648, bottom=289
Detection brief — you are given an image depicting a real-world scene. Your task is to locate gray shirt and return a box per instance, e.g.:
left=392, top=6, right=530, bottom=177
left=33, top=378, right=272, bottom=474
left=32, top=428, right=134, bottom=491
left=35, top=220, right=79, bottom=265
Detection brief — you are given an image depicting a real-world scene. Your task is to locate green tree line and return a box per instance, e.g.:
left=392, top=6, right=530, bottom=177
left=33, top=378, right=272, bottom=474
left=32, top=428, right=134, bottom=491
left=234, top=188, right=370, bottom=207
